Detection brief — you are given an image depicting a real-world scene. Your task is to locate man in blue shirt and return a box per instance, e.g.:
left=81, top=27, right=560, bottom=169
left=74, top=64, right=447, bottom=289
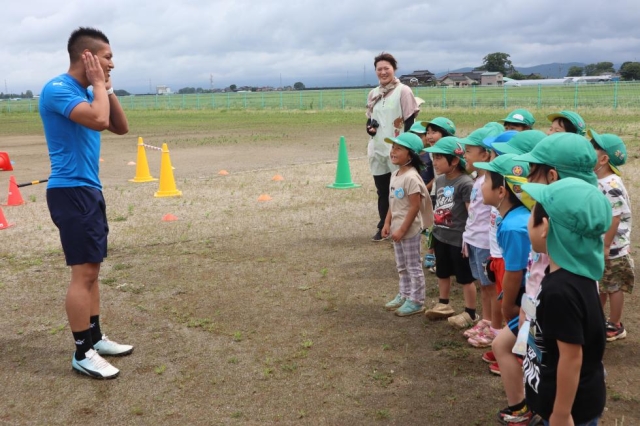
left=40, top=27, right=130, bottom=379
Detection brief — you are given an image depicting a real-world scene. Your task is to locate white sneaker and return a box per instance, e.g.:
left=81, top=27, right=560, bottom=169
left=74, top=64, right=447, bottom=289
left=93, top=335, right=134, bottom=356
left=72, top=349, right=119, bottom=379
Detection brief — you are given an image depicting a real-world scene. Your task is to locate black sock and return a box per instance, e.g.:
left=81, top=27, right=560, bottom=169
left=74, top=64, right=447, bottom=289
left=73, top=329, right=94, bottom=360
left=509, top=399, right=526, bottom=412
left=90, top=315, right=102, bottom=344
left=465, top=307, right=476, bottom=319
left=439, top=298, right=449, bottom=305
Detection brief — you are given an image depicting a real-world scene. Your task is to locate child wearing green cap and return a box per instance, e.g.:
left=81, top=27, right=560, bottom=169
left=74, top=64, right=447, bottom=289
left=419, top=117, right=456, bottom=272
left=491, top=132, right=599, bottom=424
left=458, top=124, right=506, bottom=339
left=589, top=129, right=634, bottom=342
left=522, top=178, right=610, bottom=426
left=500, top=109, right=536, bottom=131
left=547, top=110, right=586, bottom=136
left=422, top=137, right=477, bottom=325
left=381, top=132, right=432, bottom=316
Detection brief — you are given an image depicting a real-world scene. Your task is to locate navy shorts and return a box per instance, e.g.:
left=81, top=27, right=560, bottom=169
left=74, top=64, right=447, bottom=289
left=47, top=186, right=109, bottom=266
left=433, top=236, right=475, bottom=284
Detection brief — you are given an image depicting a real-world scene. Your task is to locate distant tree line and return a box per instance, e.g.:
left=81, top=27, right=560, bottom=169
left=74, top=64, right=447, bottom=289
left=0, top=90, right=34, bottom=99
left=476, top=53, right=640, bottom=81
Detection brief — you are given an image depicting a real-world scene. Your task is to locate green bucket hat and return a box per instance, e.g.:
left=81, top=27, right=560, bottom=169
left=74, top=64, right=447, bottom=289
left=384, top=132, right=425, bottom=155
left=547, top=110, right=586, bottom=135
left=587, top=129, right=627, bottom=176
left=459, top=122, right=505, bottom=148
left=409, top=122, right=427, bottom=134
left=473, top=153, right=534, bottom=209
left=513, top=133, right=598, bottom=186
left=423, top=136, right=466, bottom=168
left=522, top=178, right=612, bottom=281
left=492, top=130, right=547, bottom=155
left=420, top=117, right=456, bottom=136
left=500, top=109, right=536, bottom=127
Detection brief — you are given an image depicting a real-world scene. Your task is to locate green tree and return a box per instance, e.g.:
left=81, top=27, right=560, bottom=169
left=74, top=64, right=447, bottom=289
left=24, top=90, right=34, bottom=98
left=507, top=71, right=526, bottom=80
left=229, top=84, right=237, bottom=91
left=584, top=62, right=615, bottom=76
left=480, top=52, right=514, bottom=75
left=114, top=89, right=130, bottom=96
left=567, top=66, right=584, bottom=77
left=293, top=82, right=305, bottom=90
left=620, top=62, right=640, bottom=80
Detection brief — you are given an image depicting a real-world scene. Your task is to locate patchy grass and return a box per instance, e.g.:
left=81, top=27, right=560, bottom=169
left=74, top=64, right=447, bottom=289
left=0, top=108, right=638, bottom=425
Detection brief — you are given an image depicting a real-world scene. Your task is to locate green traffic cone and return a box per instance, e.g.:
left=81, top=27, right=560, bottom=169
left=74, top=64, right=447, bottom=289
left=327, top=136, right=361, bottom=189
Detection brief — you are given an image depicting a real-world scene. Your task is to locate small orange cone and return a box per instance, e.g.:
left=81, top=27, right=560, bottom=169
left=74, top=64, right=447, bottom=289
left=257, top=194, right=272, bottom=202
left=0, top=152, right=13, bottom=171
left=218, top=170, right=229, bottom=176
left=162, top=213, right=178, bottom=221
left=271, top=174, right=284, bottom=181
left=154, top=143, right=182, bottom=198
left=130, top=137, right=157, bottom=183
left=5, top=176, right=24, bottom=206
left=0, top=206, right=14, bottom=229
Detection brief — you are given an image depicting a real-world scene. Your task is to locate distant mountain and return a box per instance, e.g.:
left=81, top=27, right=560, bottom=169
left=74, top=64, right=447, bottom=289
left=435, top=62, right=621, bottom=79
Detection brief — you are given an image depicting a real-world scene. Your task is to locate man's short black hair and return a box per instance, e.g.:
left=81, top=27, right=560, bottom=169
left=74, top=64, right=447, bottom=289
left=67, top=27, right=110, bottom=62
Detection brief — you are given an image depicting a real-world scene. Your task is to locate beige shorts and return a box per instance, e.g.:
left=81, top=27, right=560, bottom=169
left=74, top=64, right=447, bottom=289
left=600, top=254, right=635, bottom=294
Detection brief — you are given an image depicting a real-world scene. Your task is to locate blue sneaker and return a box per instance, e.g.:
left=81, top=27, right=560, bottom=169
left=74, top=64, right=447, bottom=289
left=385, top=294, right=406, bottom=311
left=423, top=254, right=436, bottom=268
left=395, top=300, right=425, bottom=317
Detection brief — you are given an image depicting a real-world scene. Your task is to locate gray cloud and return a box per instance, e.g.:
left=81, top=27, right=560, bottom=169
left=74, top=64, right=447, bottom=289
left=1, top=0, right=639, bottom=94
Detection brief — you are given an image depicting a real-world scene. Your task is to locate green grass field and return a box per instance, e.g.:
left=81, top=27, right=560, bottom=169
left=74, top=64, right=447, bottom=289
left=2, top=81, right=640, bottom=114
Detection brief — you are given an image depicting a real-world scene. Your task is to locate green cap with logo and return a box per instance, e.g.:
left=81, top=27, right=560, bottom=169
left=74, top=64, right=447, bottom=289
left=500, top=109, right=536, bottom=127
left=547, top=110, right=586, bottom=135
left=587, top=129, right=627, bottom=176
left=423, top=136, right=466, bottom=168
left=513, top=132, right=598, bottom=186
left=492, top=130, right=547, bottom=155
left=522, top=178, right=612, bottom=281
left=472, top=153, right=534, bottom=210
left=384, top=132, right=425, bottom=155
left=459, top=122, right=505, bottom=148
left=409, top=122, right=427, bottom=134
left=420, top=117, right=456, bottom=136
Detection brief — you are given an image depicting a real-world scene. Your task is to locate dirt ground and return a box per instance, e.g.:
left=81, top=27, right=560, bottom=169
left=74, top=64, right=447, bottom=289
left=0, top=112, right=638, bottom=425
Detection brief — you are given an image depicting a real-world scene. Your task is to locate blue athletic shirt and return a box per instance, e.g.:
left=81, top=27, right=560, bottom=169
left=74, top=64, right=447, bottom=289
left=497, top=205, right=531, bottom=282
left=39, top=73, right=102, bottom=190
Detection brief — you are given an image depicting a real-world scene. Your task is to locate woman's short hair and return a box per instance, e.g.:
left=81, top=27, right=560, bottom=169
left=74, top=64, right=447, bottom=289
left=374, top=52, right=397, bottom=70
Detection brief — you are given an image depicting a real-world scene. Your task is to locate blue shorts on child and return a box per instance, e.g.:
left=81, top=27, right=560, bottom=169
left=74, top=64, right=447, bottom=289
left=467, top=244, right=492, bottom=286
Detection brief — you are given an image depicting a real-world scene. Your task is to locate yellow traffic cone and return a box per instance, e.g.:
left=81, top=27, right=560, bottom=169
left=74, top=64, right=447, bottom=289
left=130, top=137, right=157, bottom=182
left=154, top=143, right=182, bottom=197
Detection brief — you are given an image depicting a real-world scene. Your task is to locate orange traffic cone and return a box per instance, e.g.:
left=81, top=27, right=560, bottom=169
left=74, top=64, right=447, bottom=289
left=218, top=170, right=229, bottom=176
left=0, top=152, right=13, bottom=171
left=271, top=174, right=284, bottom=181
left=0, top=206, right=14, bottom=229
left=130, top=137, right=157, bottom=182
left=257, top=194, right=272, bottom=202
left=5, top=176, right=24, bottom=206
left=154, top=143, right=182, bottom=198
left=162, top=213, right=179, bottom=221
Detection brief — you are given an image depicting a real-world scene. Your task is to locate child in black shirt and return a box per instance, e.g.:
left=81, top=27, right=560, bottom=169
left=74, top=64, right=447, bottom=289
left=522, top=178, right=611, bottom=425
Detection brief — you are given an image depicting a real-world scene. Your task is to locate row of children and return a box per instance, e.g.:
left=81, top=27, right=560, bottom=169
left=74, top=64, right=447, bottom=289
left=380, top=109, right=633, bottom=425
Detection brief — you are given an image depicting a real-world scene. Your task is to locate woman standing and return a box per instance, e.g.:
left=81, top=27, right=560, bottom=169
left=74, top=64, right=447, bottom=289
left=366, top=52, right=420, bottom=241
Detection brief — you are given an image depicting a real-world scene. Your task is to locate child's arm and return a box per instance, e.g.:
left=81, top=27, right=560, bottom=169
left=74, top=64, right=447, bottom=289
left=381, top=209, right=392, bottom=238
left=390, top=193, right=421, bottom=242
left=501, top=270, right=523, bottom=321
left=427, top=178, right=434, bottom=193
left=549, top=340, right=583, bottom=426
left=603, top=215, right=621, bottom=260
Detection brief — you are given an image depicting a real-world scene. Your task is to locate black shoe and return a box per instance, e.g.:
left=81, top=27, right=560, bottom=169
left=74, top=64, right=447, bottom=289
left=371, top=230, right=385, bottom=242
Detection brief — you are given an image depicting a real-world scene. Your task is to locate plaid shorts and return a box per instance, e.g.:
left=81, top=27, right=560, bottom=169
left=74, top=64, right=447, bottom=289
left=600, top=254, right=635, bottom=294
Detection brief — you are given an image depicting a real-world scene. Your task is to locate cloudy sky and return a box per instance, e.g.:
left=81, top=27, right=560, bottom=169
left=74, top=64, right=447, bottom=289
left=2, top=0, right=639, bottom=94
